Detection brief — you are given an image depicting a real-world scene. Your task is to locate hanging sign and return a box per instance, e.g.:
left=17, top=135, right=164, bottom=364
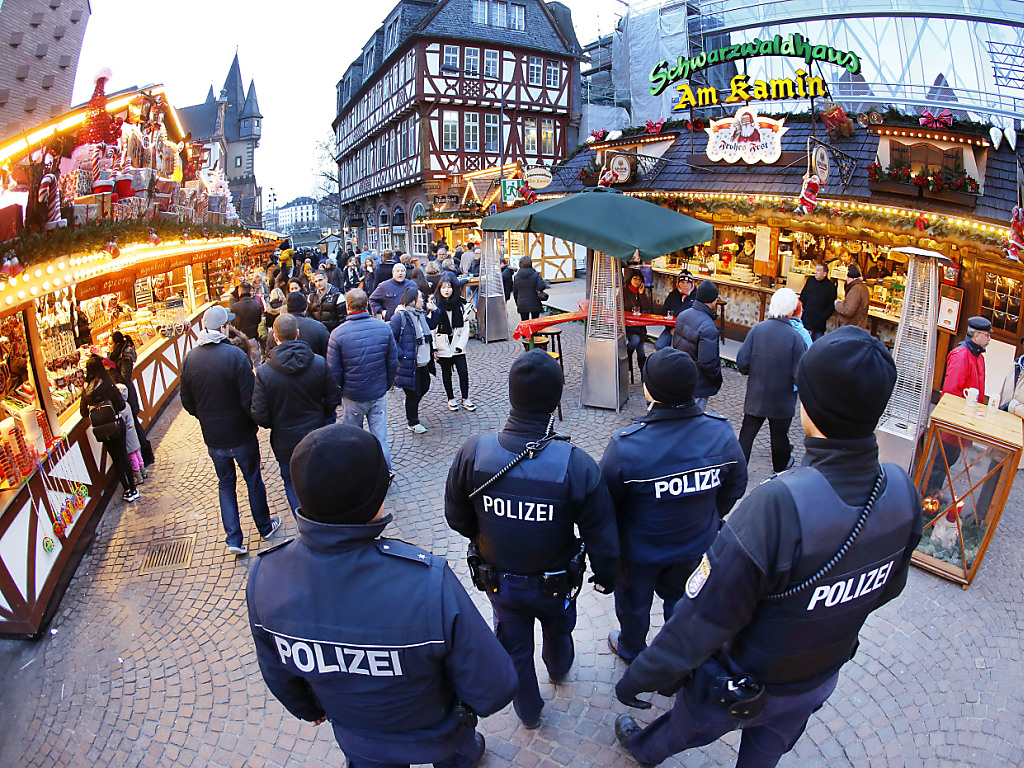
left=705, top=108, right=788, bottom=165
left=609, top=155, right=632, bottom=183
left=501, top=179, right=523, bottom=205
left=524, top=166, right=553, bottom=189
left=813, top=145, right=831, bottom=184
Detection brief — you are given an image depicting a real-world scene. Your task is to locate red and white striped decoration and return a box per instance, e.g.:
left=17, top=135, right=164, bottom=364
left=37, top=172, right=64, bottom=230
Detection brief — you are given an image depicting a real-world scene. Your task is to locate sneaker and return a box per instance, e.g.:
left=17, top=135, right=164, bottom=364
left=448, top=399, right=460, bottom=411
left=227, top=545, right=248, bottom=556
left=615, top=715, right=654, bottom=767
left=122, top=489, right=140, bottom=503
left=461, top=398, right=476, bottom=411
left=261, top=516, right=282, bottom=540
left=408, top=423, right=428, bottom=434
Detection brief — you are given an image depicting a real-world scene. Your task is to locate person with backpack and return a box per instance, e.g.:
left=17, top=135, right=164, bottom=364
left=390, top=285, right=436, bottom=434
left=80, top=355, right=139, bottom=502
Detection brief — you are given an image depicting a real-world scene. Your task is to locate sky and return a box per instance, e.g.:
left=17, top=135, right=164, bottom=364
left=73, top=0, right=626, bottom=208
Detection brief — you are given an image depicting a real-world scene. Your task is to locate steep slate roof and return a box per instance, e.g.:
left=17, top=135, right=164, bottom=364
left=221, top=53, right=247, bottom=142
left=241, top=80, right=262, bottom=119
left=177, top=88, right=218, bottom=142
left=414, top=0, right=574, bottom=55
left=545, top=123, right=1016, bottom=225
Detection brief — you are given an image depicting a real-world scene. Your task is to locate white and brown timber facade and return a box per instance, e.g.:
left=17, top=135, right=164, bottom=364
left=334, top=0, right=581, bottom=258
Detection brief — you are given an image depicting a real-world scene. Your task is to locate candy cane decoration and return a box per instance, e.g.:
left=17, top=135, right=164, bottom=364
left=37, top=171, right=66, bottom=230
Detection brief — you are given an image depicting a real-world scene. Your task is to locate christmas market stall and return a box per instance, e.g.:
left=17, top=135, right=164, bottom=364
left=0, top=73, right=251, bottom=637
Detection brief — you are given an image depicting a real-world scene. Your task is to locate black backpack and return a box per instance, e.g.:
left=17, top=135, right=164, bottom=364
left=89, top=402, right=121, bottom=441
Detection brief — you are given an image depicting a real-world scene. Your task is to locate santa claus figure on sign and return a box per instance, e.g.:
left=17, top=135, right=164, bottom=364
left=1007, top=206, right=1024, bottom=262
left=732, top=110, right=762, bottom=144
left=794, top=173, right=821, bottom=215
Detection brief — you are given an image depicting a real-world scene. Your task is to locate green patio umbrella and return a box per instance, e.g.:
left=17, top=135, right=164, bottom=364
left=480, top=186, right=714, bottom=261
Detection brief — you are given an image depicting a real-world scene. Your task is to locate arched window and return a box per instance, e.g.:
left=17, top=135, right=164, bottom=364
left=378, top=207, right=391, bottom=251
left=411, top=203, right=429, bottom=259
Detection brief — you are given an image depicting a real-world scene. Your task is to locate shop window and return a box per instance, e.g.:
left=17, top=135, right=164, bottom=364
left=528, top=57, right=542, bottom=86
left=442, top=111, right=459, bottom=151
left=524, top=117, right=537, bottom=153
left=890, top=140, right=963, bottom=174
left=464, top=112, right=479, bottom=152
left=981, top=272, right=1022, bottom=335
left=484, top=114, right=499, bottom=152
left=443, top=45, right=459, bottom=71
left=484, top=50, right=499, bottom=79
left=540, top=119, right=554, bottom=154
left=546, top=61, right=559, bottom=88
left=465, top=48, right=479, bottom=76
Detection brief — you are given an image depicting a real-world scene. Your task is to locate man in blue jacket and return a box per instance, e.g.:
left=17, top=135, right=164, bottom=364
left=601, top=347, right=747, bottom=664
left=327, top=289, right=398, bottom=469
left=180, top=304, right=280, bottom=556
left=673, top=280, right=722, bottom=412
left=248, top=424, right=517, bottom=768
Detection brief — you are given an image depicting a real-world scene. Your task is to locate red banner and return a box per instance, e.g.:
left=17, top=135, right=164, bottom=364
left=76, top=268, right=138, bottom=301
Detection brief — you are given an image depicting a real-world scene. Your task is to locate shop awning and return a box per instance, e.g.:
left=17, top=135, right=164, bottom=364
left=481, top=187, right=713, bottom=261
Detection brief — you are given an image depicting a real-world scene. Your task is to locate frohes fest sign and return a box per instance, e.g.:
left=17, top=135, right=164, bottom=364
left=649, top=33, right=861, bottom=110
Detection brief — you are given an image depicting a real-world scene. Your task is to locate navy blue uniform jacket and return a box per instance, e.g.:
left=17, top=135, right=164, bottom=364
left=600, top=402, right=747, bottom=564
left=248, top=513, right=516, bottom=744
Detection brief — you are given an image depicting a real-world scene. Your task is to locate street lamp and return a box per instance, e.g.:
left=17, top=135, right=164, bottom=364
left=439, top=63, right=507, bottom=211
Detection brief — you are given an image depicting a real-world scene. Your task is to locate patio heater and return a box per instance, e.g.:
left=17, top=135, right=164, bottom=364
left=477, top=232, right=509, bottom=343
left=876, top=246, right=954, bottom=471
left=580, top=253, right=628, bottom=410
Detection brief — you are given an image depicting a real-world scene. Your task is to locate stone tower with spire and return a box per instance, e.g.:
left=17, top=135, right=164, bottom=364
left=178, top=53, right=263, bottom=225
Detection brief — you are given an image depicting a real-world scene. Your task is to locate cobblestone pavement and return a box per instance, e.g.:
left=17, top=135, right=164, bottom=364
left=2, top=304, right=1023, bottom=767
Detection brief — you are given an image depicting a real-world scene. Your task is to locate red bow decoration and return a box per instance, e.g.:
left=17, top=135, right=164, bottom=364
left=915, top=215, right=928, bottom=232
left=590, top=128, right=606, bottom=141
left=686, top=118, right=705, bottom=132
left=646, top=119, right=665, bottom=135
left=919, top=109, right=953, bottom=129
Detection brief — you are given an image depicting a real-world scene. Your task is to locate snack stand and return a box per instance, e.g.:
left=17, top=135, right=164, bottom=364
left=0, top=73, right=251, bottom=637
left=912, top=393, right=1023, bottom=586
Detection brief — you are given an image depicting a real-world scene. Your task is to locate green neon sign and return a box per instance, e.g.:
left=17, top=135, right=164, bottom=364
left=649, top=33, right=862, bottom=97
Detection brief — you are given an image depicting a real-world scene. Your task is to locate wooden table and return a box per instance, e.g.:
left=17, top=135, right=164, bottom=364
left=912, top=393, right=1023, bottom=586
left=513, top=311, right=674, bottom=341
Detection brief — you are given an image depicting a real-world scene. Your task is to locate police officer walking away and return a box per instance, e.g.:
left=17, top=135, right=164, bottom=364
left=445, top=350, right=620, bottom=730
left=248, top=424, right=516, bottom=768
left=600, top=348, right=747, bottom=664
left=613, top=327, right=923, bottom=767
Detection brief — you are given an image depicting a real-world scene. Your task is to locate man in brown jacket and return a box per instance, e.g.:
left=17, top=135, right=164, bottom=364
left=834, top=263, right=870, bottom=329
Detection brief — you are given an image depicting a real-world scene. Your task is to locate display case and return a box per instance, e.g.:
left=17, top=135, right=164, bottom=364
left=912, top=393, right=1023, bottom=586
left=980, top=271, right=1022, bottom=339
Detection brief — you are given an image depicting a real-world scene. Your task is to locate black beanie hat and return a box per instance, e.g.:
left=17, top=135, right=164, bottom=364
left=509, top=349, right=563, bottom=413
left=694, top=279, right=719, bottom=303
left=643, top=347, right=697, bottom=405
left=847, top=263, right=861, bottom=279
left=797, top=326, right=897, bottom=439
left=290, top=425, right=390, bottom=524
left=287, top=291, right=308, bottom=314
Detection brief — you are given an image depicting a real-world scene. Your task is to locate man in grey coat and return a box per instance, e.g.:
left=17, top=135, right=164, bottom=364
left=736, top=288, right=807, bottom=473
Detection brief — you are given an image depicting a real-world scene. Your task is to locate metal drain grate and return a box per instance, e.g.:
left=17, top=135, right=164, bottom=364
left=140, top=535, right=195, bottom=575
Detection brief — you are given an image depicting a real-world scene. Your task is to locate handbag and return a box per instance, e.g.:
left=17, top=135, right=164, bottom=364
left=89, top=402, right=121, bottom=441
left=537, top=291, right=549, bottom=302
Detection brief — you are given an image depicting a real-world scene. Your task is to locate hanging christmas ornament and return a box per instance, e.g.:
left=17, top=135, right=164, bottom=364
left=1005, top=126, right=1017, bottom=152
left=37, top=152, right=67, bottom=231
left=794, top=173, right=820, bottom=215
left=1006, top=206, right=1024, bottom=262
left=105, top=239, right=120, bottom=259
left=990, top=126, right=1003, bottom=151
left=915, top=214, right=928, bottom=232
left=149, top=230, right=161, bottom=246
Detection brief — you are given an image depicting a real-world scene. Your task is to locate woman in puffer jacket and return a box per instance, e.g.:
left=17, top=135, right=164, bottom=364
left=390, top=285, right=437, bottom=434
left=431, top=274, right=475, bottom=412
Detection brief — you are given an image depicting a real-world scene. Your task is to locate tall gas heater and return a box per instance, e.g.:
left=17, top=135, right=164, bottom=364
left=580, top=253, right=628, bottom=410
left=477, top=231, right=509, bottom=343
left=876, top=246, right=954, bottom=471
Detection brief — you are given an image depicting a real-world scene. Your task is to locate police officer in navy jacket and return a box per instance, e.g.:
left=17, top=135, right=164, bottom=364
left=445, top=350, right=620, bottom=730
left=248, top=424, right=516, bottom=768
left=614, top=327, right=923, bottom=768
left=600, top=347, right=747, bottom=664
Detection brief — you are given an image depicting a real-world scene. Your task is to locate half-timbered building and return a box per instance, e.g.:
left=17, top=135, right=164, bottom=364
left=333, top=0, right=582, bottom=258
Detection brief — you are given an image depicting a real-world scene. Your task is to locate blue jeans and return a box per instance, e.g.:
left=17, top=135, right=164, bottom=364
left=488, top=576, right=576, bottom=724
left=655, top=328, right=673, bottom=350
left=278, top=461, right=300, bottom=516
left=342, top=395, right=391, bottom=469
left=207, top=440, right=272, bottom=548
left=627, top=665, right=840, bottom=768
left=627, top=333, right=647, bottom=367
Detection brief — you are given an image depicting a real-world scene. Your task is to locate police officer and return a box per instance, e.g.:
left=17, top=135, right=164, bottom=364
left=248, top=424, right=516, bottom=768
left=613, top=327, right=923, bottom=768
left=600, top=347, right=747, bottom=664
left=445, top=350, right=620, bottom=730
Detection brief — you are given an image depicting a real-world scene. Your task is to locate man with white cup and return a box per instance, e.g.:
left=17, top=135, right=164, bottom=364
left=925, top=316, right=991, bottom=495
